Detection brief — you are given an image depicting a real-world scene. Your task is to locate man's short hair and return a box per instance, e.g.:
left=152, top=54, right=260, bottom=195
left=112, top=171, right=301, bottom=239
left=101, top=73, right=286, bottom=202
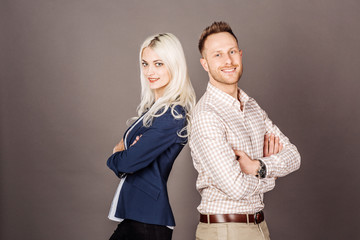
left=198, top=21, right=238, bottom=56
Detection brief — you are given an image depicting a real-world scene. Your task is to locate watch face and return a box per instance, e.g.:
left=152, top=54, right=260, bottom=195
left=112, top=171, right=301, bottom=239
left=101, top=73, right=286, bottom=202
left=259, top=168, right=266, bottom=178
left=258, top=160, right=266, bottom=178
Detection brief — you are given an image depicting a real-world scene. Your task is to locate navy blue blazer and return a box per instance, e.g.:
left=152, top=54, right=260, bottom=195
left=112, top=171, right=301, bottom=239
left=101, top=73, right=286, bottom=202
left=107, top=105, right=187, bottom=226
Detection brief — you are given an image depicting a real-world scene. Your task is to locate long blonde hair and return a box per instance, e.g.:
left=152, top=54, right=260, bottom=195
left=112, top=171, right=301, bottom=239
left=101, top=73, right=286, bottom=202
left=129, top=33, right=196, bottom=137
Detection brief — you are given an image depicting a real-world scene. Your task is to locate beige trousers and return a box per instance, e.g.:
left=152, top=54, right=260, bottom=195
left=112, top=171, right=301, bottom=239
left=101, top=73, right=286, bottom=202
left=195, top=220, right=270, bottom=240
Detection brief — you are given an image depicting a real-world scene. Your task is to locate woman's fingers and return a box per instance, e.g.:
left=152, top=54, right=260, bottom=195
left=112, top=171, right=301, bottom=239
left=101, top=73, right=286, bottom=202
left=130, top=135, right=142, bottom=146
left=113, top=139, right=125, bottom=153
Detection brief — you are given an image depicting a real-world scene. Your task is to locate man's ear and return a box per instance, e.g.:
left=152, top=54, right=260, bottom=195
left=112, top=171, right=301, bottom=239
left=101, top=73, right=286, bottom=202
left=200, top=58, right=209, bottom=72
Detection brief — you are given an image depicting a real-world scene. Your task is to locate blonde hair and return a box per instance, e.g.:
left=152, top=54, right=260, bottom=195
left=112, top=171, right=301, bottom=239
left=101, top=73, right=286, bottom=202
left=129, top=33, right=196, bottom=137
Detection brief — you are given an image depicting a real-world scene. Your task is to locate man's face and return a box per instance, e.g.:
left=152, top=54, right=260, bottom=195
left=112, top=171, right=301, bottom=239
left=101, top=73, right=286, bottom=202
left=200, top=32, right=243, bottom=87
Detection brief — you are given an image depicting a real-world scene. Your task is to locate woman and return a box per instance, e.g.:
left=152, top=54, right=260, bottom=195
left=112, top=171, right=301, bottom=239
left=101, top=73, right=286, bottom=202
left=107, top=33, right=196, bottom=240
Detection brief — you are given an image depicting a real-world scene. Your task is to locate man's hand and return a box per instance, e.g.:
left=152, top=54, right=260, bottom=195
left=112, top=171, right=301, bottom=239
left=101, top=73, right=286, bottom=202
left=234, top=134, right=283, bottom=176
left=263, top=134, right=283, bottom=157
left=234, top=150, right=259, bottom=176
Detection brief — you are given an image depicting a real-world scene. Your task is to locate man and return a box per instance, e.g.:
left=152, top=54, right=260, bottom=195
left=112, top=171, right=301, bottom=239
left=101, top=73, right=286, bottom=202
left=189, top=21, right=301, bottom=240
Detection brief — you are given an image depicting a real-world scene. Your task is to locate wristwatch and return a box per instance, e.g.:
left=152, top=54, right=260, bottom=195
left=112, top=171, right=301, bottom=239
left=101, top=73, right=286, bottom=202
left=256, top=160, right=267, bottom=179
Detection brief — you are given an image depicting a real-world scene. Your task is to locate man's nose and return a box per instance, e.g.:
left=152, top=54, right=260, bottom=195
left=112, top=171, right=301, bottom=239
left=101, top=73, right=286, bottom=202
left=224, top=53, right=233, bottom=65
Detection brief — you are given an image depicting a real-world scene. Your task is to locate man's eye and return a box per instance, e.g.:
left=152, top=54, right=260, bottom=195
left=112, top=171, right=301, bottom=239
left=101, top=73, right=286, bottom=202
left=215, top=54, right=220, bottom=57
left=230, top=51, right=235, bottom=54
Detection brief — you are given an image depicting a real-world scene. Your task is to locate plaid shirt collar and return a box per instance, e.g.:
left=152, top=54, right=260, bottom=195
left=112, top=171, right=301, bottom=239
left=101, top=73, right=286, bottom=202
left=207, top=82, right=250, bottom=109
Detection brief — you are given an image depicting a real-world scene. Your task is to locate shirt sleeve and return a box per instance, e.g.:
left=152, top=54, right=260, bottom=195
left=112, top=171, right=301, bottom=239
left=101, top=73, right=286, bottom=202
left=107, top=113, right=186, bottom=177
left=257, top=108, right=301, bottom=178
left=190, top=110, right=276, bottom=200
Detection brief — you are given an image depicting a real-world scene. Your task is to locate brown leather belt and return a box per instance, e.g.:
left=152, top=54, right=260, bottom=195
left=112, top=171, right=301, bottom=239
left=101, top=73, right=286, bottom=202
left=200, top=211, right=264, bottom=224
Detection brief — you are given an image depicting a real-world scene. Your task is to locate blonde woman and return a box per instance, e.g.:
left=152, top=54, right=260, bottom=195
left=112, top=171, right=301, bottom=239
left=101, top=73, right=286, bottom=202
left=107, top=33, right=196, bottom=240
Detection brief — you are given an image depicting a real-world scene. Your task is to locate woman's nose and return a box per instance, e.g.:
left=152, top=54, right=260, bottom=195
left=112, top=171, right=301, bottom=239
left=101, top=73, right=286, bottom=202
left=145, top=65, right=155, bottom=76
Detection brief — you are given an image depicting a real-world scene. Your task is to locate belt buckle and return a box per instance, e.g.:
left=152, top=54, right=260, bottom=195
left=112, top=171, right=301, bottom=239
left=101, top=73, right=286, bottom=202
left=254, top=211, right=261, bottom=225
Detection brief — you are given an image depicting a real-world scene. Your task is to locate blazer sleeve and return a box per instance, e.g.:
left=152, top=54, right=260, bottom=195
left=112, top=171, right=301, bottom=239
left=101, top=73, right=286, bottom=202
left=107, top=112, right=186, bottom=177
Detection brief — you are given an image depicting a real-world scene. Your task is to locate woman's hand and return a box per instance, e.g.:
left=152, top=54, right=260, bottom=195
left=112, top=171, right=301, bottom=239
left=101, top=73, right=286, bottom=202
left=112, top=135, right=142, bottom=154
left=263, top=134, right=283, bottom=157
left=130, top=135, right=142, bottom=147
left=113, top=139, right=125, bottom=154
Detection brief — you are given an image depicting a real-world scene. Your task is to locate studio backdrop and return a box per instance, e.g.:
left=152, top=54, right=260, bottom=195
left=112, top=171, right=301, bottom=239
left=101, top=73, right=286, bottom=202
left=1, top=0, right=360, bottom=239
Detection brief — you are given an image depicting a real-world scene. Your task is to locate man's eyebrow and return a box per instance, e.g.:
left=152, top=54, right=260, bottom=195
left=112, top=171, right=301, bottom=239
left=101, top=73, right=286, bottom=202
left=209, top=47, right=238, bottom=54
left=208, top=49, right=223, bottom=54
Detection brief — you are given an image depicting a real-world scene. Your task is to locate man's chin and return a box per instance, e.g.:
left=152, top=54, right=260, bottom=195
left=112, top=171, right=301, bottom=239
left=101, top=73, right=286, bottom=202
left=221, top=77, right=240, bottom=85
left=220, top=73, right=241, bottom=82
left=210, top=73, right=240, bottom=85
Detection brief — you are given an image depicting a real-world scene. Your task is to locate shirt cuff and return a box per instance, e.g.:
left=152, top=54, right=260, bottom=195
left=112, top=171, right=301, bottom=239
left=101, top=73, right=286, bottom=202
left=257, top=155, right=279, bottom=178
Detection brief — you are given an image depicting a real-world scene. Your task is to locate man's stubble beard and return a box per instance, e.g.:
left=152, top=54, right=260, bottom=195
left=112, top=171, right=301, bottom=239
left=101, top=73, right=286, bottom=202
left=209, top=65, right=243, bottom=86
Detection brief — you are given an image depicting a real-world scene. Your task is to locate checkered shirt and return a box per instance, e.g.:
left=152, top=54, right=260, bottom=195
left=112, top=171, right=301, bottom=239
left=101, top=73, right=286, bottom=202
left=189, top=83, right=301, bottom=214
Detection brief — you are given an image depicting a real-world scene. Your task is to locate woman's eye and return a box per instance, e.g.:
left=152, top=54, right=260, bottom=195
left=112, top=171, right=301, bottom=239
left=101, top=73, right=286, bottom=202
left=215, top=54, right=220, bottom=57
left=155, top=62, right=163, bottom=67
left=230, top=51, right=235, bottom=54
left=142, top=62, right=148, bottom=67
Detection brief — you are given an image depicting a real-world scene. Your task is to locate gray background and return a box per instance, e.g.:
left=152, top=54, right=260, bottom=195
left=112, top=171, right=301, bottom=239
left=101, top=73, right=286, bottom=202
left=1, top=0, right=360, bottom=239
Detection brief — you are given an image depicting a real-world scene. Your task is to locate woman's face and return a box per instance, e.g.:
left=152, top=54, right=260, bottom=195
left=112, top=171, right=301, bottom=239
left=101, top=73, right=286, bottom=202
left=141, top=47, right=171, bottom=100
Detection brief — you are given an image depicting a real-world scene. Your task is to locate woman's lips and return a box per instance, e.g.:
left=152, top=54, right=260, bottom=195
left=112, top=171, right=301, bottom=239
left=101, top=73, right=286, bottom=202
left=148, top=77, right=159, bottom=83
